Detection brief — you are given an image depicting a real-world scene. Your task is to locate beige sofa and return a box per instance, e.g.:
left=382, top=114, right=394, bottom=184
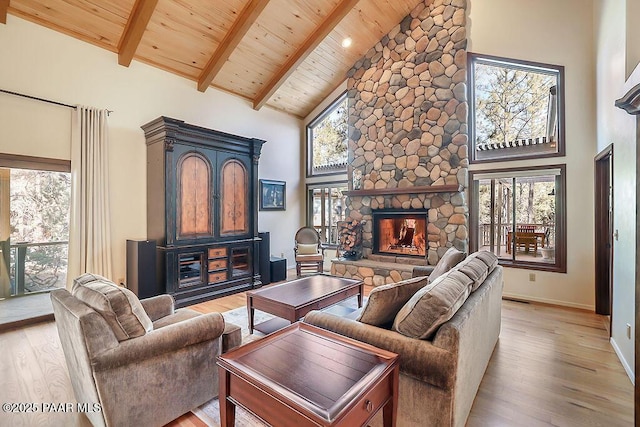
left=51, top=273, right=241, bottom=427
left=304, top=250, right=503, bottom=427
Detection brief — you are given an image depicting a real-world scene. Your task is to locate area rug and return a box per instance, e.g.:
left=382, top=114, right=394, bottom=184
left=192, top=296, right=362, bottom=426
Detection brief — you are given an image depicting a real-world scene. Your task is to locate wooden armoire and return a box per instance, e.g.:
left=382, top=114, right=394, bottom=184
left=142, top=117, right=265, bottom=307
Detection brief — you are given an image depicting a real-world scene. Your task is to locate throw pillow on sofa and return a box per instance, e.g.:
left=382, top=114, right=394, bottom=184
left=357, top=275, right=430, bottom=327
left=428, top=247, right=466, bottom=283
left=72, top=273, right=153, bottom=341
left=454, top=251, right=499, bottom=291
left=473, top=250, right=499, bottom=270
left=392, top=270, right=473, bottom=339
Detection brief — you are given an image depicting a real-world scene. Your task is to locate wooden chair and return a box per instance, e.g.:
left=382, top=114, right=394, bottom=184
left=515, top=233, right=538, bottom=255
left=294, top=227, right=325, bottom=276
left=507, top=230, right=539, bottom=255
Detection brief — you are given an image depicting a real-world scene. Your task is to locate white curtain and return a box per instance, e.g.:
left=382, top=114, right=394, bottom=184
left=67, top=107, right=113, bottom=287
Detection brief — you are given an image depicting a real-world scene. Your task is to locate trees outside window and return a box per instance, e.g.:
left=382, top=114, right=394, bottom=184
left=469, top=54, right=564, bottom=163
left=0, top=158, right=70, bottom=298
left=470, top=166, right=566, bottom=272
left=307, top=93, right=348, bottom=176
left=307, top=184, right=347, bottom=246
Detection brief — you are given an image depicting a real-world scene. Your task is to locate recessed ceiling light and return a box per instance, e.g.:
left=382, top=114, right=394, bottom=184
left=341, top=37, right=352, bottom=48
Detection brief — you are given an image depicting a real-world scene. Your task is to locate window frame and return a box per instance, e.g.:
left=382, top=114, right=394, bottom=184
left=306, top=91, right=348, bottom=178
left=468, top=53, right=566, bottom=164
left=469, top=164, right=567, bottom=273
left=0, top=153, right=72, bottom=297
left=0, top=153, right=70, bottom=172
left=305, top=180, right=348, bottom=248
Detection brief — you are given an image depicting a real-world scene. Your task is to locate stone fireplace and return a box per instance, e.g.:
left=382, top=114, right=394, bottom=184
left=331, top=0, right=469, bottom=286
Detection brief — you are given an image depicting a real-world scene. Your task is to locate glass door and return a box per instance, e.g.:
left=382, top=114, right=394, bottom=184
left=0, top=165, right=70, bottom=298
left=307, top=183, right=347, bottom=246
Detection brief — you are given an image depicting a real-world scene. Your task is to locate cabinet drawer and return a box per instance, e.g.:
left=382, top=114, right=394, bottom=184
left=208, top=247, right=227, bottom=259
left=340, top=372, right=392, bottom=426
left=208, top=258, right=227, bottom=271
left=209, top=271, right=227, bottom=284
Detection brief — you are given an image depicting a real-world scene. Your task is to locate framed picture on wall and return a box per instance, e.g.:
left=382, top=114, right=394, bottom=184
left=259, top=179, right=286, bottom=211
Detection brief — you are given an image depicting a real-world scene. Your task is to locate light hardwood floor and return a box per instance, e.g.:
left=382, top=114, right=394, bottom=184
left=0, top=287, right=633, bottom=427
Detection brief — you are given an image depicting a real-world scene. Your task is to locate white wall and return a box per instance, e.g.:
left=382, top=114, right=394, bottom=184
left=468, top=0, right=597, bottom=309
left=0, top=16, right=302, bottom=283
left=594, top=0, right=636, bottom=381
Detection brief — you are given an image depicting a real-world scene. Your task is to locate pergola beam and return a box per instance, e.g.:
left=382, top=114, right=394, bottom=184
left=0, top=0, right=10, bottom=24
left=118, top=0, right=159, bottom=67
left=198, top=0, right=270, bottom=92
left=252, top=0, right=360, bottom=111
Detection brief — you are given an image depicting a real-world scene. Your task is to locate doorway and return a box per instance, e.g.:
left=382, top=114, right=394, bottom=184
left=594, top=145, right=613, bottom=322
left=0, top=154, right=71, bottom=330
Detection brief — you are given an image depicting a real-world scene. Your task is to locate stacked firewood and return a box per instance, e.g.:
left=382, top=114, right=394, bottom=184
left=338, top=220, right=362, bottom=253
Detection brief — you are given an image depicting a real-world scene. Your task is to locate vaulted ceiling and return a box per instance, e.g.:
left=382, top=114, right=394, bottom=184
left=1, top=0, right=424, bottom=118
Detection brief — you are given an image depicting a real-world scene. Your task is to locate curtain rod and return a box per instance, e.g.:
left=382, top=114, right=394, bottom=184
left=0, top=88, right=113, bottom=115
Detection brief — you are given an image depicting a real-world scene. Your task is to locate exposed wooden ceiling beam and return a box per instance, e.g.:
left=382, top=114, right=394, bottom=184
left=0, top=0, right=9, bottom=24
left=117, top=0, right=159, bottom=67
left=198, top=0, right=270, bottom=92
left=253, top=0, right=360, bottom=111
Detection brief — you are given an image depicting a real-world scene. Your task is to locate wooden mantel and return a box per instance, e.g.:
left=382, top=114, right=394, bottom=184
left=343, top=184, right=463, bottom=197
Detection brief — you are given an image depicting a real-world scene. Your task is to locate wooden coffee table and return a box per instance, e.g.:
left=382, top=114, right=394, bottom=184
left=217, top=322, right=399, bottom=427
left=246, top=274, right=364, bottom=334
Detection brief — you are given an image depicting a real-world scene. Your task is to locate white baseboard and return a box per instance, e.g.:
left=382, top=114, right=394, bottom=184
left=502, top=292, right=594, bottom=311
left=610, top=337, right=635, bottom=385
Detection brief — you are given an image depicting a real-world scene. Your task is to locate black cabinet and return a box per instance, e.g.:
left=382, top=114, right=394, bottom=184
left=143, top=117, right=265, bottom=307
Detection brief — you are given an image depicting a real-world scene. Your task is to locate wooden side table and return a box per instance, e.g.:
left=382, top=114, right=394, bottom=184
left=217, top=322, right=399, bottom=427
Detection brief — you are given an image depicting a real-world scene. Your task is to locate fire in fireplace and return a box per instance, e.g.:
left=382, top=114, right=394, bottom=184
left=372, top=209, right=428, bottom=257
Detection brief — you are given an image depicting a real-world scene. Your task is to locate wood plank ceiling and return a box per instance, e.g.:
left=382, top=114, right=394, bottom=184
left=5, top=0, right=423, bottom=118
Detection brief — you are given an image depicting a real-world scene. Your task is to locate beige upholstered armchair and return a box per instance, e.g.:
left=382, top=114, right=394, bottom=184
left=294, top=226, right=325, bottom=276
left=51, top=273, right=241, bottom=427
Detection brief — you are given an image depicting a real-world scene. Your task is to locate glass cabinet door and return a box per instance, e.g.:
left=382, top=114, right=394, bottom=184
left=178, top=252, right=203, bottom=287
left=230, top=247, right=250, bottom=278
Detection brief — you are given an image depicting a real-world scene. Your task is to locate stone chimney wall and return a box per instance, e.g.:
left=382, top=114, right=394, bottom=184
left=346, top=0, right=469, bottom=264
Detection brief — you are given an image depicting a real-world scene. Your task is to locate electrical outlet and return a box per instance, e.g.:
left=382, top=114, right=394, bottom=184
left=118, top=278, right=125, bottom=286
left=627, top=323, right=632, bottom=339
left=281, top=252, right=284, bottom=258
left=529, top=273, right=536, bottom=282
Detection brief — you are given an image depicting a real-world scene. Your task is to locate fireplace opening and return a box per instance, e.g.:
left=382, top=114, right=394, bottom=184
left=372, top=209, right=428, bottom=258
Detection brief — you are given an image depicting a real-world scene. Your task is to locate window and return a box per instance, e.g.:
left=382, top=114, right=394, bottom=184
left=307, top=93, right=348, bottom=176
left=307, top=184, right=347, bottom=246
left=469, top=166, right=566, bottom=272
left=0, top=154, right=71, bottom=298
left=468, top=53, right=565, bottom=163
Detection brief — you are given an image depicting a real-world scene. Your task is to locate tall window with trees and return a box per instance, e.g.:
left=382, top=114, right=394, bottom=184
left=307, top=93, right=348, bottom=177
left=306, top=93, right=348, bottom=246
left=0, top=156, right=71, bottom=298
left=468, top=54, right=565, bottom=163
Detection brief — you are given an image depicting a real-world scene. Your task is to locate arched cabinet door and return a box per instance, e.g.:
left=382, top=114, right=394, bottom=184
left=177, top=151, right=213, bottom=240
left=219, top=158, right=249, bottom=236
